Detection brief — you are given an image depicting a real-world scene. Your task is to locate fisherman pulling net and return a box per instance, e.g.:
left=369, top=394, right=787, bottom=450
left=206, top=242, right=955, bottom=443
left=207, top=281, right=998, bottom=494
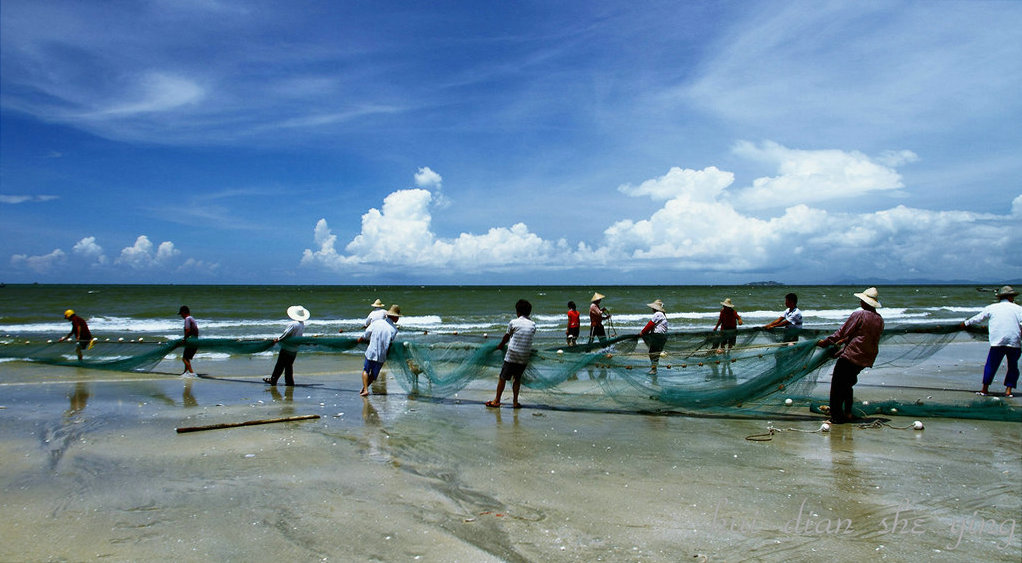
left=1, top=323, right=1016, bottom=422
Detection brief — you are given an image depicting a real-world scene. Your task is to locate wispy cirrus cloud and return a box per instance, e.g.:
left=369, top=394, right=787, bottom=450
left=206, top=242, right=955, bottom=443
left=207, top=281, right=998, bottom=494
left=0, top=195, right=59, bottom=204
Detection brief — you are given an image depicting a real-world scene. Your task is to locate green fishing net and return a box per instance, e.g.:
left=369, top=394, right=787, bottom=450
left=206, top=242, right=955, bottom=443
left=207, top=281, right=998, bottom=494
left=2, top=325, right=1017, bottom=422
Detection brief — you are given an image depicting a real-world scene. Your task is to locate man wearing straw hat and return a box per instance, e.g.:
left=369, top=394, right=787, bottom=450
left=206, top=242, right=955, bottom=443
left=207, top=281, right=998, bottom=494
left=816, top=287, right=884, bottom=424
left=364, top=298, right=388, bottom=328
left=358, top=305, right=401, bottom=396
left=588, top=292, right=611, bottom=345
left=640, top=299, right=669, bottom=376
left=712, top=298, right=743, bottom=354
left=962, top=285, right=1022, bottom=397
left=263, top=305, right=309, bottom=386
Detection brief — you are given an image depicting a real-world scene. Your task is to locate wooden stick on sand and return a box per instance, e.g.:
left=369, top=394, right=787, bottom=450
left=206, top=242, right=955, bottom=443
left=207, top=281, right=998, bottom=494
left=176, top=414, right=320, bottom=434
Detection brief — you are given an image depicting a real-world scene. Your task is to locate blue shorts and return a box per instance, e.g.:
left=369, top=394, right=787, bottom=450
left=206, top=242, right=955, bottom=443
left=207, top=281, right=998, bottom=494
left=499, top=361, right=528, bottom=381
left=363, top=358, right=385, bottom=383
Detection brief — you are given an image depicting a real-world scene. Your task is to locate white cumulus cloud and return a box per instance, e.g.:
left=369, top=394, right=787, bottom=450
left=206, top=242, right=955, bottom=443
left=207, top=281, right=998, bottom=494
left=414, top=166, right=443, bottom=188
left=301, top=150, right=1021, bottom=282
left=731, top=141, right=909, bottom=209
left=72, top=236, right=107, bottom=264
left=617, top=166, right=734, bottom=202
left=116, top=236, right=181, bottom=269
left=303, top=186, right=555, bottom=272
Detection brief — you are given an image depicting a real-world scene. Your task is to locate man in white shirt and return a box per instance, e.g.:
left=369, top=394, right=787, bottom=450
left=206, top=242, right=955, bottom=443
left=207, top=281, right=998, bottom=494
left=764, top=293, right=803, bottom=342
left=364, top=299, right=388, bottom=327
left=358, top=305, right=401, bottom=396
left=963, top=286, right=1022, bottom=397
left=486, top=299, right=537, bottom=409
left=263, top=305, right=309, bottom=386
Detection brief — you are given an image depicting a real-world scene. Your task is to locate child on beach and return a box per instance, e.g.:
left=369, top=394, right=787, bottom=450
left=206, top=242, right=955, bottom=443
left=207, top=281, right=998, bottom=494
left=486, top=299, right=537, bottom=409
left=712, top=298, right=743, bottom=353
left=358, top=305, right=401, bottom=396
left=565, top=301, right=580, bottom=346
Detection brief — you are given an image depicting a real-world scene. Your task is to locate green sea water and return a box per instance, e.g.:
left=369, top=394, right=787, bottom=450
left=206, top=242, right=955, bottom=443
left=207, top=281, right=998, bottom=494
left=0, top=284, right=1002, bottom=340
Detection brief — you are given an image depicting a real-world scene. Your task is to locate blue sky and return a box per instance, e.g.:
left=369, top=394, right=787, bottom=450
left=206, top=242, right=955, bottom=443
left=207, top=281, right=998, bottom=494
left=2, top=0, right=1020, bottom=285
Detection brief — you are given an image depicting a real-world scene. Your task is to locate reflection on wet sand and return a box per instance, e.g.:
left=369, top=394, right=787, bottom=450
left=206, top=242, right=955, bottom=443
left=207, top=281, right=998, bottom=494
left=44, top=382, right=94, bottom=469
left=1, top=359, right=1019, bottom=562
left=182, top=379, right=198, bottom=407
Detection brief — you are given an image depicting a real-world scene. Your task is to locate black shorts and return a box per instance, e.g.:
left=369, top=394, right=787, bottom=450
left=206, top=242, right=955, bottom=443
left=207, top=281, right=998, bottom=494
left=715, top=330, right=737, bottom=348
left=183, top=345, right=198, bottom=361
left=499, top=361, right=528, bottom=381
left=643, top=333, right=667, bottom=353
left=567, top=326, right=580, bottom=338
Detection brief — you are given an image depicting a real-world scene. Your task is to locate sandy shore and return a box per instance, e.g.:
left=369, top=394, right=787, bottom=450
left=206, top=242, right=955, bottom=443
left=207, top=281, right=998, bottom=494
left=0, top=344, right=1019, bottom=562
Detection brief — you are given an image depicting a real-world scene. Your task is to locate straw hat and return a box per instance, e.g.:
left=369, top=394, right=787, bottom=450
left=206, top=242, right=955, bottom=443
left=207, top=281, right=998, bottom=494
left=386, top=304, right=402, bottom=317
left=370, top=299, right=385, bottom=308
left=853, top=287, right=881, bottom=308
left=287, top=305, right=311, bottom=322
left=591, top=292, right=605, bottom=302
left=647, top=299, right=665, bottom=313
left=996, top=285, right=1018, bottom=299
left=720, top=298, right=735, bottom=308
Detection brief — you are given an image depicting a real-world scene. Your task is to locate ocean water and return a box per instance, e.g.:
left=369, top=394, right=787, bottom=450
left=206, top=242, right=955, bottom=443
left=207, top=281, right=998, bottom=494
left=0, top=283, right=996, bottom=340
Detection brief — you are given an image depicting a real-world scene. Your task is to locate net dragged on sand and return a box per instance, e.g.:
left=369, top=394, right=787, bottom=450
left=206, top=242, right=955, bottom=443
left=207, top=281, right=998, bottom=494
left=2, top=324, right=1017, bottom=421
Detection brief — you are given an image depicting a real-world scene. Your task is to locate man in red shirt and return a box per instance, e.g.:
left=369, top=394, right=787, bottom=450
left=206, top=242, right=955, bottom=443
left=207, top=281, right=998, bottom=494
left=816, top=287, right=885, bottom=423
left=59, top=309, right=93, bottom=361
left=565, top=301, right=581, bottom=346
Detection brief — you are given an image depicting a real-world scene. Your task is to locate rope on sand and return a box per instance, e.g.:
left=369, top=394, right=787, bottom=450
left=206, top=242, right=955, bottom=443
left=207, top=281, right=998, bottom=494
left=745, top=419, right=924, bottom=441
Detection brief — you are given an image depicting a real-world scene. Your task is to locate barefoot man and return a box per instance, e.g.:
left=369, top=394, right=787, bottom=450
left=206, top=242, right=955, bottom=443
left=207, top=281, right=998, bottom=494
left=486, top=299, right=537, bottom=409
left=358, top=305, right=401, bottom=396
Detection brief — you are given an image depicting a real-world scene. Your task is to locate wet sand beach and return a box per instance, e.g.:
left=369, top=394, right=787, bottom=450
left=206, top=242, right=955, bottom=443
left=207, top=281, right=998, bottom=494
left=1, top=342, right=1019, bottom=562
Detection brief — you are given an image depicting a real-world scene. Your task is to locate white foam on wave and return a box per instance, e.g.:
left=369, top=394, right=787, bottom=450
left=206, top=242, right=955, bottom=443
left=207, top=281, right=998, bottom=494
left=0, top=305, right=978, bottom=339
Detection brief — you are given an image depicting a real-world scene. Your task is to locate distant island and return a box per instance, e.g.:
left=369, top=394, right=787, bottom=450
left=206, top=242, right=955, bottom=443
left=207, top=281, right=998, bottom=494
left=745, top=281, right=784, bottom=286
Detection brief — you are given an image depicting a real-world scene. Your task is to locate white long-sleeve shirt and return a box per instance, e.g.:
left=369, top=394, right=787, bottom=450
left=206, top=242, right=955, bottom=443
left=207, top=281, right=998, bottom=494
left=965, top=300, right=1022, bottom=348
left=363, top=317, right=398, bottom=362
left=277, top=320, right=305, bottom=352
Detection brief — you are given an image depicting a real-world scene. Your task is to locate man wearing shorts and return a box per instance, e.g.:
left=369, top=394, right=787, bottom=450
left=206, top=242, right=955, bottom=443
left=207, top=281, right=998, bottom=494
left=59, top=309, right=93, bottom=361
left=358, top=305, right=401, bottom=396
left=486, top=299, right=537, bottom=409
left=179, top=305, right=199, bottom=375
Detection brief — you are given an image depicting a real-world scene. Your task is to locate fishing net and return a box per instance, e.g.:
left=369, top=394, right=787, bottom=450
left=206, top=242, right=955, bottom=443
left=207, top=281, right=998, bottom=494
left=1, top=325, right=1017, bottom=422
